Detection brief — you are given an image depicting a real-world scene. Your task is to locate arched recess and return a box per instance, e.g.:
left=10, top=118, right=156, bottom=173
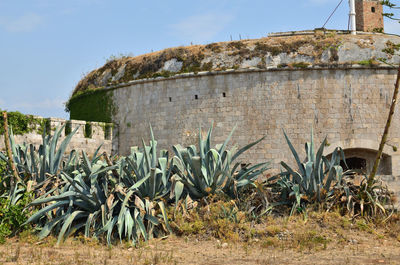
left=326, top=148, right=392, bottom=175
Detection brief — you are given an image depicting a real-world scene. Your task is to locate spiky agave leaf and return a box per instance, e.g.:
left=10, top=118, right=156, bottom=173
left=272, top=129, right=354, bottom=212
left=171, top=125, right=268, bottom=201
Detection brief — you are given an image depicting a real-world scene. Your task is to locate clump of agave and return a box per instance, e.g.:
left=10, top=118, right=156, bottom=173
left=0, top=124, right=80, bottom=206
left=170, top=125, right=269, bottom=202
left=20, top=124, right=268, bottom=245
left=1, top=121, right=395, bottom=245
left=269, top=129, right=393, bottom=217
left=269, top=130, right=354, bottom=214
left=24, top=126, right=171, bottom=245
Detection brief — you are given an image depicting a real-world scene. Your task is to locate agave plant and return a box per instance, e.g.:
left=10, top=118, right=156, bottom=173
left=170, top=125, right=269, bottom=201
left=14, top=124, right=79, bottom=182
left=0, top=124, right=80, bottom=205
left=121, top=126, right=172, bottom=200
left=25, top=129, right=171, bottom=246
left=339, top=175, right=393, bottom=218
left=270, top=129, right=353, bottom=214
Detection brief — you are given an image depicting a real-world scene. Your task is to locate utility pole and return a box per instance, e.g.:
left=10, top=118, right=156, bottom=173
left=349, top=0, right=357, bottom=35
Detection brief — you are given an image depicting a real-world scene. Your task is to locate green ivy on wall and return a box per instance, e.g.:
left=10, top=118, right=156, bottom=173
left=66, top=89, right=115, bottom=123
left=0, top=110, right=47, bottom=136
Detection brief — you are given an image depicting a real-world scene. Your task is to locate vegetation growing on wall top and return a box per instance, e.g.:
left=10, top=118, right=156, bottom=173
left=71, top=34, right=354, bottom=96
left=0, top=110, right=49, bottom=136
left=383, top=41, right=400, bottom=56
left=68, top=34, right=400, bottom=125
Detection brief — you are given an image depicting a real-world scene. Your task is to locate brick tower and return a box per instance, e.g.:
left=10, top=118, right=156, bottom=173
left=355, top=0, right=384, bottom=32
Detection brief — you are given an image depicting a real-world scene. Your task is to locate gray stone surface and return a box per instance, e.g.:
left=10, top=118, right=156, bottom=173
left=0, top=118, right=115, bottom=157
left=162, top=59, right=183, bottom=73
left=99, top=69, right=112, bottom=86
left=112, top=64, right=126, bottom=82
left=110, top=67, right=400, bottom=207
left=241, top=57, right=262, bottom=68
left=79, top=34, right=400, bottom=91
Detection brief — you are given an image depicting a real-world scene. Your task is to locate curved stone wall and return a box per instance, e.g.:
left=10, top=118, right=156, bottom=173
left=111, top=67, right=400, bottom=175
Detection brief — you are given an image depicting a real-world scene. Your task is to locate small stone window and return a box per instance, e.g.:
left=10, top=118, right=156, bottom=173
left=371, top=7, right=375, bottom=13
left=195, top=95, right=198, bottom=100
left=169, top=97, right=172, bottom=102
left=222, top=92, right=226, bottom=97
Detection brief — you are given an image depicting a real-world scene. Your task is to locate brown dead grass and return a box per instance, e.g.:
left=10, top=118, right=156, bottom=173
left=1, top=211, right=400, bottom=265
left=72, top=34, right=381, bottom=96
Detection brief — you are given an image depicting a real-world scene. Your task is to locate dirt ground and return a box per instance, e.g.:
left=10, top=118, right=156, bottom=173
left=1, top=211, right=400, bottom=265
left=0, top=231, right=399, bottom=265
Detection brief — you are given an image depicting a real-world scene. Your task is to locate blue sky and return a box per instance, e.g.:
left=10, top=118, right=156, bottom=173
left=0, top=0, right=399, bottom=119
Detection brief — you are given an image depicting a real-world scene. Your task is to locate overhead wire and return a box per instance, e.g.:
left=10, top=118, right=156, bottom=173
left=322, top=0, right=345, bottom=29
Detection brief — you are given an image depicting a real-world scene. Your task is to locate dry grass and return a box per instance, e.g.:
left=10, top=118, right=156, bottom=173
left=72, top=34, right=380, bottom=96
left=1, top=211, right=400, bottom=264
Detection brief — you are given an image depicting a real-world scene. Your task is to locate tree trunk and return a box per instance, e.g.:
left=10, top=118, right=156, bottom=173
left=368, top=65, right=400, bottom=187
left=2, top=111, right=20, bottom=190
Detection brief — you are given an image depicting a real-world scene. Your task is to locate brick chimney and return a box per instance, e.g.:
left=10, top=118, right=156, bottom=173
left=355, top=0, right=384, bottom=32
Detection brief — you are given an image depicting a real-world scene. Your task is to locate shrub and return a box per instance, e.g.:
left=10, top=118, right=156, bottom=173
left=0, top=192, right=31, bottom=244
left=169, top=195, right=249, bottom=241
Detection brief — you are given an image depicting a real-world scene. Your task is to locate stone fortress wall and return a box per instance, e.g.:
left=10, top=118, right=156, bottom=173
left=112, top=66, right=399, bottom=176
left=0, top=117, right=116, bottom=157
left=64, top=32, right=400, bottom=205
left=2, top=33, right=400, bottom=207
left=110, top=64, right=400, bottom=206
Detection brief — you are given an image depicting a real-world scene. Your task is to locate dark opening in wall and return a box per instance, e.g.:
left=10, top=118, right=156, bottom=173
left=223, top=92, right=226, bottom=97
left=65, top=121, right=72, bottom=136
left=169, top=97, right=172, bottom=102
left=104, top=124, right=112, bottom=140
left=371, top=7, right=375, bottom=13
left=327, top=148, right=392, bottom=175
left=195, top=95, right=198, bottom=100
left=341, top=157, right=367, bottom=174
left=84, top=122, right=92, bottom=139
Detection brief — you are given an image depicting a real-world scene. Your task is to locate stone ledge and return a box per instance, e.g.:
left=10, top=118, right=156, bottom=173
left=268, top=29, right=389, bottom=37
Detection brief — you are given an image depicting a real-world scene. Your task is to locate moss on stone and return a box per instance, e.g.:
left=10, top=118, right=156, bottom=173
left=291, top=62, right=311, bottom=68
left=382, top=41, right=400, bottom=56
left=356, top=59, right=379, bottom=66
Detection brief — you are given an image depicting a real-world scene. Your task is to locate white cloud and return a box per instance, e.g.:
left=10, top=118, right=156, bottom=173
left=0, top=13, right=44, bottom=33
left=170, top=12, right=234, bottom=43
left=14, top=98, right=64, bottom=110
left=385, top=19, right=400, bottom=35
